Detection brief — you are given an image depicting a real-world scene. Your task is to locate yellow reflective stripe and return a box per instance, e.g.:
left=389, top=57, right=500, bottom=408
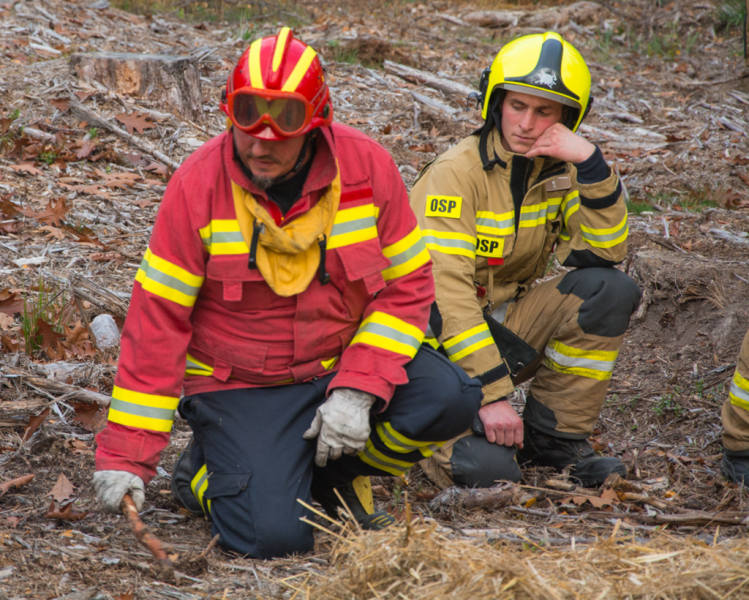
left=248, top=38, right=264, bottom=89
left=519, top=202, right=548, bottom=228
left=442, top=323, right=493, bottom=362
left=580, top=213, right=628, bottom=249
left=321, top=356, right=339, bottom=370
left=135, top=248, right=204, bottom=307
left=375, top=422, right=444, bottom=456
left=730, top=371, right=749, bottom=411
left=282, top=46, right=317, bottom=93
left=544, top=339, right=618, bottom=381
left=476, top=209, right=514, bottom=236
left=351, top=311, right=423, bottom=358
left=421, top=229, right=476, bottom=259
left=108, top=386, right=179, bottom=432
left=547, top=196, right=563, bottom=219
left=191, top=464, right=209, bottom=512
left=381, top=227, right=430, bottom=281
left=561, top=191, right=580, bottom=223
left=272, top=27, right=291, bottom=72
left=185, top=353, right=213, bottom=377
left=559, top=230, right=571, bottom=241
left=327, top=204, right=378, bottom=249
left=199, top=220, right=248, bottom=256
left=358, top=439, right=412, bottom=476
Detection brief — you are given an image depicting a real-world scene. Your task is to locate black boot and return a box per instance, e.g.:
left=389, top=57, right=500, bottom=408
left=171, top=437, right=204, bottom=515
left=517, top=422, right=626, bottom=487
left=311, top=475, right=395, bottom=530
left=721, top=450, right=749, bottom=485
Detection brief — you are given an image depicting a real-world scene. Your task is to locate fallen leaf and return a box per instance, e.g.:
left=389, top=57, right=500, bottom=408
left=17, top=197, right=69, bottom=226
left=71, top=402, right=106, bottom=432
left=37, top=225, right=67, bottom=240
left=6, top=516, right=21, bottom=528
left=46, top=500, right=89, bottom=522
left=0, top=220, right=23, bottom=233
left=124, top=152, right=148, bottom=166
left=49, top=473, right=76, bottom=503
left=115, top=591, right=135, bottom=600
left=0, top=289, right=25, bottom=315
left=0, top=474, right=35, bottom=495
left=64, top=322, right=89, bottom=345
left=115, top=112, right=157, bottom=135
left=144, top=160, right=168, bottom=177
left=74, top=91, right=95, bottom=102
left=64, top=438, right=93, bottom=455
left=0, top=117, right=13, bottom=135
left=409, top=143, right=435, bottom=153
left=1, top=335, right=20, bottom=352
left=428, top=126, right=439, bottom=138
left=23, top=408, right=50, bottom=441
left=10, top=163, right=44, bottom=177
left=50, top=97, right=70, bottom=112
left=0, top=312, right=15, bottom=329
left=76, top=139, right=96, bottom=159
left=37, top=318, right=65, bottom=358
left=525, top=497, right=536, bottom=508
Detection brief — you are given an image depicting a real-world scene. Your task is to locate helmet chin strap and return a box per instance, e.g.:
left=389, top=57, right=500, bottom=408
left=289, top=131, right=316, bottom=176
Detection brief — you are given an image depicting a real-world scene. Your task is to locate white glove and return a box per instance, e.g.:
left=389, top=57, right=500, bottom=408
left=93, top=470, right=146, bottom=514
left=303, top=388, right=376, bottom=467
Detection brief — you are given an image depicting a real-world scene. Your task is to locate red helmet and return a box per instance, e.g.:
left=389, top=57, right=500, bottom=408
left=221, top=27, right=333, bottom=141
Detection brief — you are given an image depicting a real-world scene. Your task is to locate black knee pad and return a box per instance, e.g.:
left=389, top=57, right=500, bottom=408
left=557, top=268, right=642, bottom=336
left=404, top=346, right=483, bottom=440
left=450, top=435, right=522, bottom=488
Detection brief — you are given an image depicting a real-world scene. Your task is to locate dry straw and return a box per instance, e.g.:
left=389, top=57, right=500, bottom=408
left=290, top=506, right=749, bottom=600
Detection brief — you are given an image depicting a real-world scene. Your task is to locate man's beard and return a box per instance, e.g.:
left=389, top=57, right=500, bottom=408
left=250, top=172, right=282, bottom=191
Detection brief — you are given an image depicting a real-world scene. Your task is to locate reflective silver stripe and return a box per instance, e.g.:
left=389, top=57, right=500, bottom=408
left=421, top=233, right=475, bottom=252
left=444, top=327, right=493, bottom=359
left=581, top=220, right=628, bottom=244
left=386, top=236, right=427, bottom=268
left=544, top=345, right=616, bottom=373
left=359, top=446, right=409, bottom=474
left=562, top=197, right=580, bottom=221
left=139, top=258, right=201, bottom=298
left=330, top=215, right=377, bottom=237
left=519, top=204, right=548, bottom=223
left=730, top=378, right=749, bottom=404
left=477, top=214, right=513, bottom=232
left=357, top=322, right=421, bottom=353
left=377, top=424, right=422, bottom=453
left=201, top=231, right=244, bottom=246
left=419, top=443, right=441, bottom=458
left=109, top=398, right=176, bottom=422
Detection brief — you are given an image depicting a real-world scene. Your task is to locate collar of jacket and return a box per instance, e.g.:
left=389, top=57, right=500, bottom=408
left=222, top=125, right=339, bottom=216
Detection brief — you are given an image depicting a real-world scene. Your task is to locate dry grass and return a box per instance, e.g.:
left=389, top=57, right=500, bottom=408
left=290, top=514, right=749, bottom=600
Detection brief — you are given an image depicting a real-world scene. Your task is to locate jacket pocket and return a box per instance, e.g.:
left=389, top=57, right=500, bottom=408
left=191, top=320, right=268, bottom=376
left=336, top=238, right=390, bottom=296
left=206, top=255, right=264, bottom=302
left=204, top=472, right=252, bottom=501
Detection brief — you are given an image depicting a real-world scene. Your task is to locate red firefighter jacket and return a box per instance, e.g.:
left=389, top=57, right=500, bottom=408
left=95, top=123, right=433, bottom=483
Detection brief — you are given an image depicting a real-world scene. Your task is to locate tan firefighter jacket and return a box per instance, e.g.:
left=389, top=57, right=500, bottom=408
left=410, top=127, right=627, bottom=404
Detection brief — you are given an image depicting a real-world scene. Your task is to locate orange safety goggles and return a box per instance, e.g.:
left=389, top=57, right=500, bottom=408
left=226, top=87, right=325, bottom=138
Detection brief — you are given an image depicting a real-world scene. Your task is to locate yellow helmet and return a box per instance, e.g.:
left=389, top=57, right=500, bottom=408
left=478, top=32, right=592, bottom=133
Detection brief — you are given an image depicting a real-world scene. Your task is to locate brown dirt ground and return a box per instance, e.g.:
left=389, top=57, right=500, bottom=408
left=1, top=0, right=748, bottom=598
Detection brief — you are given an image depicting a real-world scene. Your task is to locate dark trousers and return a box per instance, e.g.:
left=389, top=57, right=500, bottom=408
left=177, top=346, right=481, bottom=558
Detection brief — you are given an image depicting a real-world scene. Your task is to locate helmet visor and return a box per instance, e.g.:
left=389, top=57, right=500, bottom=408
left=231, top=92, right=309, bottom=135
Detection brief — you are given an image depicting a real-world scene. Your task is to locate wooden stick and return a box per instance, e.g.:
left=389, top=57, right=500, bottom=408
left=69, top=98, right=181, bottom=171
left=2, top=367, right=110, bottom=407
left=121, top=494, right=174, bottom=572
left=383, top=61, right=474, bottom=97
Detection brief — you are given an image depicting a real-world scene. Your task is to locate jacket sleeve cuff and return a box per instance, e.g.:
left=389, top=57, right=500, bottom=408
left=481, top=376, right=514, bottom=405
left=95, top=423, right=168, bottom=485
left=574, top=145, right=609, bottom=185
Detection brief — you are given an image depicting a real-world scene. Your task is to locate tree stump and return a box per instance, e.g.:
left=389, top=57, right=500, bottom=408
left=69, top=52, right=203, bottom=120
